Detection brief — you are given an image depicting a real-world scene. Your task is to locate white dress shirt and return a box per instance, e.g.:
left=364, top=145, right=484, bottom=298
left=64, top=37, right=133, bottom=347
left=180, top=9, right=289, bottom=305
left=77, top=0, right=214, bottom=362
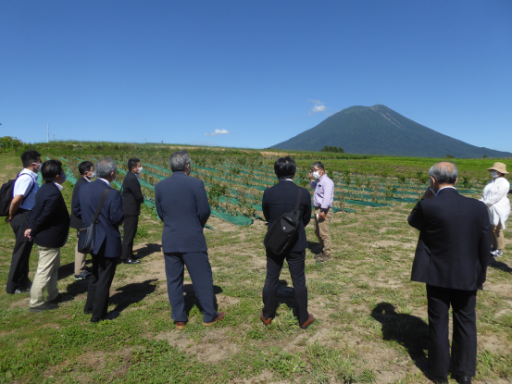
left=13, top=169, right=39, bottom=210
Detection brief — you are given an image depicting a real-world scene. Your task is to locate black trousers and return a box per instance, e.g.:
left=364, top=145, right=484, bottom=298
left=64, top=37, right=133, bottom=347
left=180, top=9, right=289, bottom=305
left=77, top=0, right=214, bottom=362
left=6, top=210, right=34, bottom=293
left=121, top=215, right=139, bottom=260
left=427, top=284, right=478, bottom=380
left=262, top=249, right=309, bottom=325
left=85, top=247, right=118, bottom=322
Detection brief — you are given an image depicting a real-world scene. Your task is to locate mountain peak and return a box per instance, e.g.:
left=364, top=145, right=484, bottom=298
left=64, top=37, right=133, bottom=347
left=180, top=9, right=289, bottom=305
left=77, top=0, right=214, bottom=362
left=272, top=105, right=511, bottom=158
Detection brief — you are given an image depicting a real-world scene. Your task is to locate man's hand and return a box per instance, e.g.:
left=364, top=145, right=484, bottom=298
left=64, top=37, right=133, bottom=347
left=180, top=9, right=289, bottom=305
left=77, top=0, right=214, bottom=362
left=5, top=216, right=12, bottom=223
left=24, top=228, right=32, bottom=240
left=422, top=187, right=436, bottom=200
left=318, top=211, right=326, bottom=220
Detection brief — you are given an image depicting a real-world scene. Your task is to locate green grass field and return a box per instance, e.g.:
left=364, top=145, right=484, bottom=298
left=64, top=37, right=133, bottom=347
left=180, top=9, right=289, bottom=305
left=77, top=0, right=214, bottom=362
left=0, top=144, right=511, bottom=384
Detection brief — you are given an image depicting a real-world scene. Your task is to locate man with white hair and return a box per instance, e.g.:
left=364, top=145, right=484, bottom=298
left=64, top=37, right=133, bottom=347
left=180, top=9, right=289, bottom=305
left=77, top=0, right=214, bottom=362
left=73, top=158, right=124, bottom=322
left=408, top=162, right=491, bottom=384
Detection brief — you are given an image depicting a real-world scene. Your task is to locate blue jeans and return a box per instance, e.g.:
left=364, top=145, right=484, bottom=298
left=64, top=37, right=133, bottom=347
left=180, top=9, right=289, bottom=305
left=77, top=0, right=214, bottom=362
left=164, top=252, right=218, bottom=323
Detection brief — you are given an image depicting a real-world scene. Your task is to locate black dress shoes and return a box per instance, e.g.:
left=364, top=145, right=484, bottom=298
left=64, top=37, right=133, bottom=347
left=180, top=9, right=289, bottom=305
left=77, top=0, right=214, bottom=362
left=453, top=374, right=472, bottom=384
left=14, top=287, right=30, bottom=294
left=91, top=311, right=120, bottom=322
left=48, top=293, right=74, bottom=304
left=122, top=258, right=141, bottom=264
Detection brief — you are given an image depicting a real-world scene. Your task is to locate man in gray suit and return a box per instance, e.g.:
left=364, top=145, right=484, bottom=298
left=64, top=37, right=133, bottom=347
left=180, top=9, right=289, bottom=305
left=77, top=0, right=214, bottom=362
left=155, top=150, right=224, bottom=330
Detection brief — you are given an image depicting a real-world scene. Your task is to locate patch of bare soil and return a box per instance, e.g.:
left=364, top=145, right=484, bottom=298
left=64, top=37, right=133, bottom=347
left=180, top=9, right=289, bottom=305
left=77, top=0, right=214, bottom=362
left=156, top=328, right=239, bottom=362
left=228, top=370, right=275, bottom=384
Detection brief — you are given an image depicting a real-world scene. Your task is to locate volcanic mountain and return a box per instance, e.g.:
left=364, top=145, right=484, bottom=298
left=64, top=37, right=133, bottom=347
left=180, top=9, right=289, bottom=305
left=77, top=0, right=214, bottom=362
left=271, top=105, right=511, bottom=158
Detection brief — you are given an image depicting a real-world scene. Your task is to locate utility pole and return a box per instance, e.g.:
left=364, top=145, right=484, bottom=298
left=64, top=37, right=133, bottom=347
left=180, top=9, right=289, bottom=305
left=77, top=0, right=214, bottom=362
left=47, top=123, right=49, bottom=143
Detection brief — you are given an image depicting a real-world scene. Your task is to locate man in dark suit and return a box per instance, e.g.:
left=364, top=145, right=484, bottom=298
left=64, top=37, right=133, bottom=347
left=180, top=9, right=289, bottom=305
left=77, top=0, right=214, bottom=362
left=73, top=158, right=124, bottom=323
left=121, top=158, right=144, bottom=264
left=25, top=160, right=73, bottom=312
left=155, top=150, right=224, bottom=330
left=261, top=156, right=314, bottom=329
left=70, top=161, right=95, bottom=280
left=408, top=162, right=491, bottom=384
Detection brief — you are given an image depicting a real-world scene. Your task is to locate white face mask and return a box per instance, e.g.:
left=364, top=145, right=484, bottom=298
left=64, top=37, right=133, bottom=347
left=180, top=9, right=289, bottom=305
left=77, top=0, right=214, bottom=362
left=87, top=171, right=96, bottom=179
left=491, top=171, right=499, bottom=179
left=138, top=166, right=143, bottom=173
left=312, top=171, right=321, bottom=180
left=32, top=162, right=42, bottom=173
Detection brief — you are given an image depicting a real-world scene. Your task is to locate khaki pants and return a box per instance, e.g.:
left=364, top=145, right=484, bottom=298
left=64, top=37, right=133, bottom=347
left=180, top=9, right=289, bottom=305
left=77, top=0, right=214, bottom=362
left=30, top=246, right=60, bottom=307
left=74, top=242, right=87, bottom=276
left=314, top=208, right=333, bottom=256
left=492, top=221, right=505, bottom=251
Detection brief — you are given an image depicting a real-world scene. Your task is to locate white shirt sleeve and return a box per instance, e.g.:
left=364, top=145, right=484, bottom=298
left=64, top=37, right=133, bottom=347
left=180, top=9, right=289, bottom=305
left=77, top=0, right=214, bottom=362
left=13, top=174, right=35, bottom=197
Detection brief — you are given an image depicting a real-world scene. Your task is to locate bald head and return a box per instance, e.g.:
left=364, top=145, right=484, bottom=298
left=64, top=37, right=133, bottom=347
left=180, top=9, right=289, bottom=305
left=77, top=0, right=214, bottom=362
left=429, top=161, right=458, bottom=186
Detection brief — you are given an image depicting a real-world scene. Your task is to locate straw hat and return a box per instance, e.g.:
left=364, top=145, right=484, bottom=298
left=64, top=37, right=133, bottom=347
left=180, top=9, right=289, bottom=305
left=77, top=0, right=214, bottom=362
left=487, top=162, right=509, bottom=175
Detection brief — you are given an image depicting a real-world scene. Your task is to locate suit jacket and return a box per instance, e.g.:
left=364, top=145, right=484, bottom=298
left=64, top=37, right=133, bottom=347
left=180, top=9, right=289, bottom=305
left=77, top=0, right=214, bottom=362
left=122, top=171, right=144, bottom=216
left=155, top=172, right=210, bottom=254
left=72, top=180, right=124, bottom=258
left=29, top=182, right=70, bottom=248
left=408, top=188, right=491, bottom=291
left=262, top=180, right=312, bottom=253
left=70, top=177, right=89, bottom=229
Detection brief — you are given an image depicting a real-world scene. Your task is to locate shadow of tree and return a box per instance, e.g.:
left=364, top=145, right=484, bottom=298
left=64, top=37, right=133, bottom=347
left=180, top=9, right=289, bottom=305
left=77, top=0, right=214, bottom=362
left=183, top=283, right=223, bottom=317
left=134, top=243, right=162, bottom=259
left=489, top=257, right=512, bottom=273
left=371, top=302, right=429, bottom=374
left=109, top=279, right=158, bottom=313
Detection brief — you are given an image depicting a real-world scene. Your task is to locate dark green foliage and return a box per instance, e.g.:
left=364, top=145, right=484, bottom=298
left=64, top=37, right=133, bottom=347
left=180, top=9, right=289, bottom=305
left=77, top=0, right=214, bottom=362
left=0, top=136, right=29, bottom=153
left=271, top=105, right=512, bottom=158
left=320, top=145, right=345, bottom=153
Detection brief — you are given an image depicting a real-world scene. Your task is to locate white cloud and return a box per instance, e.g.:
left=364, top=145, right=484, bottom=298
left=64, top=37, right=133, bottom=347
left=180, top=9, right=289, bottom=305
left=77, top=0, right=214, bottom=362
left=204, top=129, right=229, bottom=136
left=308, top=99, right=328, bottom=115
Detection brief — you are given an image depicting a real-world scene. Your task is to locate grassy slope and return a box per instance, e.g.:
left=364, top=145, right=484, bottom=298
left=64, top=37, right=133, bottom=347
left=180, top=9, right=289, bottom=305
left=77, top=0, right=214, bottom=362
left=0, top=148, right=511, bottom=384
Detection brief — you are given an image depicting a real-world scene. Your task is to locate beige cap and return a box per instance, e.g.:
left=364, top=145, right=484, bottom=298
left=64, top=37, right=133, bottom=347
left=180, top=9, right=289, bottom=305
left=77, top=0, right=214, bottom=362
left=487, top=162, right=509, bottom=175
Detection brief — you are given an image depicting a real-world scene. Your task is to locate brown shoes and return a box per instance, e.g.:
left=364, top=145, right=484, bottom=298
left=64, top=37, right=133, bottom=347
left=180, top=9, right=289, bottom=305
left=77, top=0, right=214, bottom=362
left=175, top=321, right=186, bottom=330
left=259, top=313, right=272, bottom=326
left=300, top=314, right=315, bottom=329
left=316, top=252, right=332, bottom=263
left=203, top=312, right=225, bottom=327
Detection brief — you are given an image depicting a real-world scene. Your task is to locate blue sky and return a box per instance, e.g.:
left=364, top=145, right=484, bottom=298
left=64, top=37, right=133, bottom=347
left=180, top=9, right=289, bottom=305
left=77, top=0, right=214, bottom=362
left=1, top=1, right=511, bottom=152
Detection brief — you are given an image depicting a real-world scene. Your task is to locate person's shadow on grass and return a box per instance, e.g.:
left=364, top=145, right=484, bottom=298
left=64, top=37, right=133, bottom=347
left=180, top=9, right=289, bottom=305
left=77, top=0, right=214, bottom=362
left=183, top=284, right=223, bottom=317
left=109, top=279, right=158, bottom=313
left=306, top=240, right=321, bottom=255
left=134, top=243, right=162, bottom=260
left=488, top=256, right=512, bottom=273
left=371, top=302, right=429, bottom=375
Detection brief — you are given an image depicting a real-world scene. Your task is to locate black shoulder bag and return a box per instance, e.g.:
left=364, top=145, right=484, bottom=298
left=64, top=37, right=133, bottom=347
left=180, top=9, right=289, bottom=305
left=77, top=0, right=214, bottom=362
left=77, top=188, right=110, bottom=254
left=263, top=188, right=303, bottom=255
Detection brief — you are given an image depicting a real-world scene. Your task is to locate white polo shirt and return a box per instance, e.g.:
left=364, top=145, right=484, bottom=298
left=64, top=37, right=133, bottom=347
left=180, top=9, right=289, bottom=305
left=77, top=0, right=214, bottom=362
left=13, top=169, right=39, bottom=210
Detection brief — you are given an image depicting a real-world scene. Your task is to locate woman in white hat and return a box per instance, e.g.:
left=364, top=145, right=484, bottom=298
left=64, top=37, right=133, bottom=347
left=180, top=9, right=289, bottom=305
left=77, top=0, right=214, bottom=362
left=481, top=162, right=510, bottom=257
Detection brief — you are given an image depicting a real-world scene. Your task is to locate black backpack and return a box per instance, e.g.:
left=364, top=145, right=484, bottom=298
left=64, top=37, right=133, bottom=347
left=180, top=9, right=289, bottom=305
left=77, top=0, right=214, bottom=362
left=0, top=174, right=36, bottom=216
left=263, top=188, right=303, bottom=255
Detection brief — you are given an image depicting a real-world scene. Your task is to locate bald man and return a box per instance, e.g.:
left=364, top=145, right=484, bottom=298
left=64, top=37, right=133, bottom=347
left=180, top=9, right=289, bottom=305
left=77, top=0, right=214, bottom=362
left=408, top=162, right=491, bottom=384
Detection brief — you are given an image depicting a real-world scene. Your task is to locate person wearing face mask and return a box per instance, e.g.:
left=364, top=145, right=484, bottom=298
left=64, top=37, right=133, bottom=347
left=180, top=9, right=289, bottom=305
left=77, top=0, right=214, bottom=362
left=72, top=158, right=124, bottom=322
left=408, top=162, right=491, bottom=384
left=481, top=163, right=510, bottom=258
left=24, top=160, right=73, bottom=312
left=70, top=161, right=96, bottom=280
left=5, top=150, right=41, bottom=294
left=308, top=161, right=335, bottom=263
left=120, top=158, right=145, bottom=264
